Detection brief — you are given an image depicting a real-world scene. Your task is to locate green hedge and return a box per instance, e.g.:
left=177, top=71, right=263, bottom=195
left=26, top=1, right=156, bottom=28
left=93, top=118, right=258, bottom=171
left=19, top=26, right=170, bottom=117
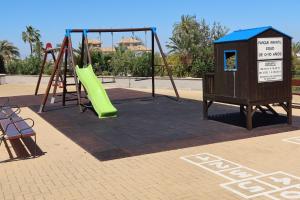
left=6, top=56, right=40, bottom=75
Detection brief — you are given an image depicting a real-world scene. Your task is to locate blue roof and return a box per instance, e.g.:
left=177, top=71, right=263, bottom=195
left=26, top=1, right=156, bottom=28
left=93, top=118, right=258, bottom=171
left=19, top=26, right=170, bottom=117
left=214, top=26, right=291, bottom=43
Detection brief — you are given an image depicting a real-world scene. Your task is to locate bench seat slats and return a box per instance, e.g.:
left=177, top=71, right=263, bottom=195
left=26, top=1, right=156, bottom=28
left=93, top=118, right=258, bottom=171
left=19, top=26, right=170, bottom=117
left=0, top=119, right=21, bottom=140
left=0, top=111, right=6, bottom=119
left=0, top=107, right=17, bottom=119
left=11, top=116, right=35, bottom=137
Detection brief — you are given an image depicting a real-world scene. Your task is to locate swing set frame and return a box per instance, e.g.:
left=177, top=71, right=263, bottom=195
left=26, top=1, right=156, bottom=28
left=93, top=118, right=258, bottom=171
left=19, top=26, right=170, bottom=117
left=38, top=27, right=180, bottom=113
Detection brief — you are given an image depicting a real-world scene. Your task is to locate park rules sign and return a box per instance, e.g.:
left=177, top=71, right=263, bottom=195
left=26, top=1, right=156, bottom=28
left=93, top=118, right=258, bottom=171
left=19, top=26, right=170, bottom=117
left=257, top=37, right=283, bottom=83
left=257, top=37, right=283, bottom=60
left=258, top=60, right=283, bottom=83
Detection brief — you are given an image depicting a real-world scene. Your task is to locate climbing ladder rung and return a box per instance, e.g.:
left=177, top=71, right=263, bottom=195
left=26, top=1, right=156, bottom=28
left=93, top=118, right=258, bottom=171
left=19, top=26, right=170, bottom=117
left=65, top=98, right=78, bottom=102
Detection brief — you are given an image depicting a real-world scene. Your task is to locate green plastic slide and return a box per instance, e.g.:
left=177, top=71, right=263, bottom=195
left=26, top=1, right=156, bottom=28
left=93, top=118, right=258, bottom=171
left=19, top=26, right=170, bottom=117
left=75, top=65, right=117, bottom=118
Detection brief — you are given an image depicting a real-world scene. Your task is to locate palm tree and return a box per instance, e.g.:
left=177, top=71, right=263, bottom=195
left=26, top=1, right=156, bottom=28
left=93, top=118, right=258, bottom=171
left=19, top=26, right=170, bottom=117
left=0, top=40, right=20, bottom=61
left=167, top=15, right=201, bottom=67
left=22, top=25, right=41, bottom=55
left=0, top=40, right=20, bottom=73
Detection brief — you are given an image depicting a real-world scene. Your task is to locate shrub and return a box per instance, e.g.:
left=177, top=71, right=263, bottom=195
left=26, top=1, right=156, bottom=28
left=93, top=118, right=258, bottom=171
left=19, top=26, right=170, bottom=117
left=19, top=56, right=41, bottom=75
left=43, top=62, right=54, bottom=75
left=167, top=15, right=228, bottom=77
left=131, top=52, right=151, bottom=77
left=173, top=64, right=189, bottom=77
left=110, top=50, right=134, bottom=76
left=190, top=47, right=214, bottom=77
left=5, top=59, right=22, bottom=74
left=90, top=51, right=115, bottom=75
left=5, top=56, right=42, bottom=75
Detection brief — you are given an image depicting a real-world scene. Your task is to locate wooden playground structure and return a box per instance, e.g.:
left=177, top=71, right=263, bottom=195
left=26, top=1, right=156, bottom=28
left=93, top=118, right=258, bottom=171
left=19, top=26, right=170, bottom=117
left=35, top=43, right=63, bottom=97
left=37, top=27, right=180, bottom=114
left=203, top=26, right=292, bottom=130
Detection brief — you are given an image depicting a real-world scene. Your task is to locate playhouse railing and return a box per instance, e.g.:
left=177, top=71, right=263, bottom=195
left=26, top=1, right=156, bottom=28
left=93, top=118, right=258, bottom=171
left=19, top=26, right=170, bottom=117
left=203, top=73, right=215, bottom=95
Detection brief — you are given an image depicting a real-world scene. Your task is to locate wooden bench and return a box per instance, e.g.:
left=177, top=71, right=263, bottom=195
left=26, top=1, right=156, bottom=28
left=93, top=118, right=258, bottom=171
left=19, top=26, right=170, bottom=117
left=0, top=106, right=36, bottom=157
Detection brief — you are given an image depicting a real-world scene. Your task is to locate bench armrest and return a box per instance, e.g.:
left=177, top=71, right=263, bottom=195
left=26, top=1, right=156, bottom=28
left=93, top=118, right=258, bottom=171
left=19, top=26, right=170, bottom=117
left=4, top=121, right=17, bottom=133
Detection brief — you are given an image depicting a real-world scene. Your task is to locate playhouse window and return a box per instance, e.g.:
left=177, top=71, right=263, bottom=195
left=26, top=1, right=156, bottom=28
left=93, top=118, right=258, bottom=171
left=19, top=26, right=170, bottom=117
left=224, top=50, right=237, bottom=71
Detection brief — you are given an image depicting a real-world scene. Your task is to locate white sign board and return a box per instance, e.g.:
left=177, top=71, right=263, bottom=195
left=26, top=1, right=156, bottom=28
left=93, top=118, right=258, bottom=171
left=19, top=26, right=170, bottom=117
left=258, top=60, right=283, bottom=83
left=257, top=37, right=283, bottom=60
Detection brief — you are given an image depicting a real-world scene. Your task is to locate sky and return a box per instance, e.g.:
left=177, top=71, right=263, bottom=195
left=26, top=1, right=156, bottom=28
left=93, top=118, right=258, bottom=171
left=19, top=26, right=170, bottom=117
left=1, top=0, right=299, bottom=57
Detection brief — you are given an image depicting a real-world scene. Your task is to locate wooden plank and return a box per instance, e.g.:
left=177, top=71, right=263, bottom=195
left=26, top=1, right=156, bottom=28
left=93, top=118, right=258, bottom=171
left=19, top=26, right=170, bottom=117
left=203, top=99, right=208, bottom=120
left=0, top=119, right=21, bottom=140
left=246, top=105, right=253, bottom=130
left=287, top=100, right=292, bottom=124
left=154, top=33, right=179, bottom=100
left=39, top=36, right=68, bottom=113
left=35, top=50, right=48, bottom=95
left=264, top=104, right=279, bottom=116
left=257, top=105, right=267, bottom=114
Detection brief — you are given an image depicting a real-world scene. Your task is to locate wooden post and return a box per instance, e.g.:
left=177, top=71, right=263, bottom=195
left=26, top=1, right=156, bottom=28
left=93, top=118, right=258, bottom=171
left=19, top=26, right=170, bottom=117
left=38, top=37, right=68, bottom=113
left=203, top=99, right=208, bottom=120
left=50, top=51, right=64, bottom=83
left=35, top=50, right=48, bottom=95
left=50, top=66, right=61, bottom=104
left=246, top=105, right=253, bottom=130
left=50, top=50, right=63, bottom=104
left=154, top=33, right=180, bottom=100
left=50, top=52, right=57, bottom=64
left=240, top=105, right=244, bottom=116
left=287, top=100, right=292, bottom=124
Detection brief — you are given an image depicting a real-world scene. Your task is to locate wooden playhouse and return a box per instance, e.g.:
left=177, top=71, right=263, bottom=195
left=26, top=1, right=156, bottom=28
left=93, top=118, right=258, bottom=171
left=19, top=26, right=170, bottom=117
left=203, top=26, right=292, bottom=130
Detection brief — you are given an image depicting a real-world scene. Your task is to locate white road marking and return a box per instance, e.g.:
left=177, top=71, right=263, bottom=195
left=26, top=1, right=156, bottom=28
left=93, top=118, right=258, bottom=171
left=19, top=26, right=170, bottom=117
left=283, top=136, right=300, bottom=145
left=181, top=153, right=300, bottom=199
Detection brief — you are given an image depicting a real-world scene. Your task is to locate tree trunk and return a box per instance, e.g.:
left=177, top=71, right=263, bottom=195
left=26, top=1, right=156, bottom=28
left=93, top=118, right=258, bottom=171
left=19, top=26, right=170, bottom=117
left=30, top=42, right=33, bottom=55
left=0, top=56, right=5, bottom=73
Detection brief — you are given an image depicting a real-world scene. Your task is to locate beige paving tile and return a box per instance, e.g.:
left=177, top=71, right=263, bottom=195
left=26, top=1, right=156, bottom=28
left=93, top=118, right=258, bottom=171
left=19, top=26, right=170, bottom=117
left=1, top=83, right=300, bottom=200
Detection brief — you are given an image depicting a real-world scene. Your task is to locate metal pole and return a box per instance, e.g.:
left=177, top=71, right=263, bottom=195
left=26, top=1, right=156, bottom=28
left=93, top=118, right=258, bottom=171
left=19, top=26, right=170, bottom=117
left=84, top=30, right=92, bottom=64
left=69, top=27, right=153, bottom=33
left=151, top=30, right=155, bottom=97
left=67, top=35, right=82, bottom=112
left=78, top=32, right=85, bottom=94
left=233, top=71, right=236, bottom=98
left=62, top=46, right=68, bottom=106
left=80, top=33, right=85, bottom=67
left=154, top=33, right=180, bottom=100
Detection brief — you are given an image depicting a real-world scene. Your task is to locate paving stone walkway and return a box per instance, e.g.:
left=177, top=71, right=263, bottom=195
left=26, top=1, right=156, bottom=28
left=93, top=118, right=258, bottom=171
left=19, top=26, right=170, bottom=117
left=1, top=84, right=300, bottom=200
